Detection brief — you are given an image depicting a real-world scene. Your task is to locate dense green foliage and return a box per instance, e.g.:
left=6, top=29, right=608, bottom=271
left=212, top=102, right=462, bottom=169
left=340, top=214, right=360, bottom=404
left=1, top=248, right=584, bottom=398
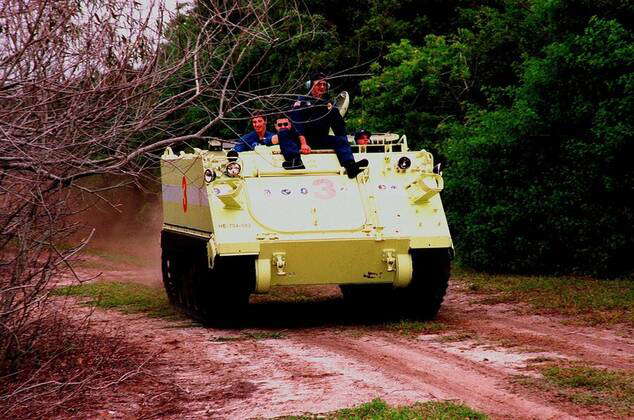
left=354, top=0, right=634, bottom=277
left=164, top=0, right=633, bottom=277
left=444, top=15, right=633, bottom=276
left=354, top=36, right=471, bottom=154
left=163, top=0, right=476, bottom=140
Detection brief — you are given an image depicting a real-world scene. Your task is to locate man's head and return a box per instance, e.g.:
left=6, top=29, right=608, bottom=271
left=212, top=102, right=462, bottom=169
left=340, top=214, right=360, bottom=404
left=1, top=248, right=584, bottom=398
left=275, top=116, right=292, bottom=132
left=309, top=71, right=329, bottom=98
left=250, top=111, right=267, bottom=135
left=354, top=129, right=371, bottom=145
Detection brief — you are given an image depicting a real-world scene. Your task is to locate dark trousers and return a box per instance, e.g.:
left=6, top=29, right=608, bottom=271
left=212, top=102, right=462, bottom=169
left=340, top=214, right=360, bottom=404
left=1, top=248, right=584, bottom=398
left=279, top=132, right=354, bottom=165
left=278, top=130, right=301, bottom=162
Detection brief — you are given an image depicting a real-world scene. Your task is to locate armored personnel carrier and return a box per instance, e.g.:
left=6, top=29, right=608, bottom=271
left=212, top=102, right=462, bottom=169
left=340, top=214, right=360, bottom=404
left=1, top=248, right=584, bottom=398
left=160, top=101, right=452, bottom=322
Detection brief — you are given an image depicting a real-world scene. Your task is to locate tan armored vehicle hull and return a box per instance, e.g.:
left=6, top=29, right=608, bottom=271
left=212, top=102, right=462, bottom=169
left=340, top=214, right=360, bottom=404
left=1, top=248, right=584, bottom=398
left=160, top=135, right=453, bottom=322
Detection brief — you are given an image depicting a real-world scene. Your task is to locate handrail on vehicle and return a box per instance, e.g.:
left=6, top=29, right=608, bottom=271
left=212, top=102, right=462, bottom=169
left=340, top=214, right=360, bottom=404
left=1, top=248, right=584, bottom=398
left=254, top=167, right=345, bottom=177
left=271, top=149, right=337, bottom=155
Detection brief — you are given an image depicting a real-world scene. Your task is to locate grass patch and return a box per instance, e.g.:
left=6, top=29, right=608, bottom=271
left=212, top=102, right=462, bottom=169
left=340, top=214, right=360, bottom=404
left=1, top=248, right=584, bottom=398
left=77, top=246, right=154, bottom=268
left=209, top=331, right=285, bottom=342
left=438, top=332, right=477, bottom=343
left=518, top=362, right=634, bottom=416
left=455, top=267, right=634, bottom=326
left=283, top=398, right=487, bottom=419
left=244, top=331, right=285, bottom=340
left=384, top=320, right=447, bottom=337
left=524, top=356, right=556, bottom=364
left=52, top=281, right=179, bottom=319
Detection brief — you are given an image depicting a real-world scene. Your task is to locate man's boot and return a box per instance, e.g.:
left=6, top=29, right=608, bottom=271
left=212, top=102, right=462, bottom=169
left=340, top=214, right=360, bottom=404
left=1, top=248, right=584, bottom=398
left=282, top=157, right=305, bottom=170
left=344, top=159, right=369, bottom=179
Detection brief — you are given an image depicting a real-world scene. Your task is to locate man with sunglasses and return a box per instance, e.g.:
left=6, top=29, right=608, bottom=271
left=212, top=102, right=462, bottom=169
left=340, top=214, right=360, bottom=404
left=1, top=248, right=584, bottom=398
left=290, top=72, right=368, bottom=178
left=232, top=112, right=274, bottom=152
left=271, top=115, right=307, bottom=169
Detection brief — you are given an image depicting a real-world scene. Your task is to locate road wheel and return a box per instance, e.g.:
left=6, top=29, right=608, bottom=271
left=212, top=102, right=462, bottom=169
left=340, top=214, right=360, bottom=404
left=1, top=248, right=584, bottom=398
left=395, top=248, right=451, bottom=320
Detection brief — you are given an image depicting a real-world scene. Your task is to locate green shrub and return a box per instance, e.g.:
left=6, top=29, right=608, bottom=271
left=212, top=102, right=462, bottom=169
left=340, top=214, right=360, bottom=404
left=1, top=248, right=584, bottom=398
left=444, top=17, right=634, bottom=276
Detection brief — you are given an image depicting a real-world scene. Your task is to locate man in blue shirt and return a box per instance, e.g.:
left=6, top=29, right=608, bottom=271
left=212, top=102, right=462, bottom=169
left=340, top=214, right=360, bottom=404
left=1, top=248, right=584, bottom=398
left=287, top=72, right=368, bottom=178
left=232, top=112, right=274, bottom=152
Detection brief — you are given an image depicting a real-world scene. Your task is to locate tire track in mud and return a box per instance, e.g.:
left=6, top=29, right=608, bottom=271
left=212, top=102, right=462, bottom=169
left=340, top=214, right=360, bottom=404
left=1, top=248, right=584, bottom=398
left=201, top=337, right=429, bottom=418
left=454, top=315, right=634, bottom=370
left=78, top=311, right=435, bottom=419
left=159, top=330, right=557, bottom=419
left=286, top=332, right=574, bottom=419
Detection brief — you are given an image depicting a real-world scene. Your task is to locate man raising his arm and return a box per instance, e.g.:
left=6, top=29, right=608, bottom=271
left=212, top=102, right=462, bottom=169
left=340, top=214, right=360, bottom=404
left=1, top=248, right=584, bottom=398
left=285, top=72, right=368, bottom=178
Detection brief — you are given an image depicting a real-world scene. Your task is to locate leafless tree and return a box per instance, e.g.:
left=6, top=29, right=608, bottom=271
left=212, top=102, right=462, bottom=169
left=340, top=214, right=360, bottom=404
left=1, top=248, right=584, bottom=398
left=0, top=0, right=314, bottom=405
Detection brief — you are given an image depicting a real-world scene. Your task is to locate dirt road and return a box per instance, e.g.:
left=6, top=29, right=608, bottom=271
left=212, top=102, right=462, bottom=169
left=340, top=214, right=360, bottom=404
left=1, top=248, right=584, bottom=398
left=56, top=197, right=632, bottom=419
left=66, top=266, right=633, bottom=419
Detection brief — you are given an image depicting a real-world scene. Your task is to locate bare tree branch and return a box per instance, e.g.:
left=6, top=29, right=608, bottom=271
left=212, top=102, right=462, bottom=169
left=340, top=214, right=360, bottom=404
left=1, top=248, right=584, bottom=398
left=0, top=0, right=317, bottom=408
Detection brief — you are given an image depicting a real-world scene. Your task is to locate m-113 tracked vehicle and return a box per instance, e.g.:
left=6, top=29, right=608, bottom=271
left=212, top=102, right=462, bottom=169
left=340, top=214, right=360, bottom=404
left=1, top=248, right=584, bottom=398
left=160, top=133, right=453, bottom=322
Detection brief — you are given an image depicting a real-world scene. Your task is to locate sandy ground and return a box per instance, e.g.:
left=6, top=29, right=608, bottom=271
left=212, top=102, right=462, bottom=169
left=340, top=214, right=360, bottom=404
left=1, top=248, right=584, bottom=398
left=51, top=194, right=633, bottom=419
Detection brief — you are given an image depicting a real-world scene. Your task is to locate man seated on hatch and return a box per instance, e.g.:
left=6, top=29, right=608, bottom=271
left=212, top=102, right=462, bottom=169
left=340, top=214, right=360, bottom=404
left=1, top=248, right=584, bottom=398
left=271, top=114, right=306, bottom=169
left=232, top=111, right=274, bottom=152
left=281, top=72, right=368, bottom=178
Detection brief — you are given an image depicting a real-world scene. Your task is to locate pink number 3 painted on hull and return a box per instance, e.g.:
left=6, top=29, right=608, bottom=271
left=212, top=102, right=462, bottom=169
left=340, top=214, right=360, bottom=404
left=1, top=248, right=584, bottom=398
left=312, top=178, right=336, bottom=200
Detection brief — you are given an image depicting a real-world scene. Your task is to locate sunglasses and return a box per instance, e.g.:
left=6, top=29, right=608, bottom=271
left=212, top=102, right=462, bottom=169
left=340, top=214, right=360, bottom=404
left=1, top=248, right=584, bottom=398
left=277, top=122, right=290, bottom=127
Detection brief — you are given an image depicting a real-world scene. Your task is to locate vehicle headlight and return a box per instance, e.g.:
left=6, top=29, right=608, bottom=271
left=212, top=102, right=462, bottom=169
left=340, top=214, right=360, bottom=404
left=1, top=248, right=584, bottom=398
left=204, top=169, right=216, bottom=183
left=397, top=156, right=411, bottom=170
left=225, top=162, right=241, bottom=177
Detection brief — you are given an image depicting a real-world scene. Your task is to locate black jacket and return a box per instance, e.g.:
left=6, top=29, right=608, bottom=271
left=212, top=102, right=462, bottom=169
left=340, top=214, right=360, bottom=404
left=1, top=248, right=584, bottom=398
left=290, top=95, right=346, bottom=141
